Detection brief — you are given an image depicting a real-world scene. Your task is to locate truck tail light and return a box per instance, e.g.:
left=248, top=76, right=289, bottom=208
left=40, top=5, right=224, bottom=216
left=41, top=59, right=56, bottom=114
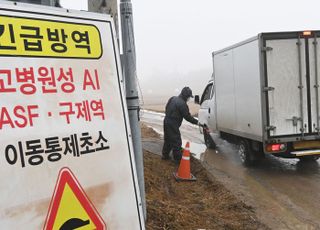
left=266, top=143, right=286, bottom=152
left=302, top=31, right=312, bottom=37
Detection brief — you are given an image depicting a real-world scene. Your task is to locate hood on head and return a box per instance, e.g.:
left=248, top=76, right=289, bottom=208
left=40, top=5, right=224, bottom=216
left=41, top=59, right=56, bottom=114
left=179, top=87, right=193, bottom=101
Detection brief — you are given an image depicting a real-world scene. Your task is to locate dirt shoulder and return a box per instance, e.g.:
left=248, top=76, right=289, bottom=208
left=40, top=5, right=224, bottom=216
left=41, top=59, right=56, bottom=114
left=142, top=124, right=267, bottom=230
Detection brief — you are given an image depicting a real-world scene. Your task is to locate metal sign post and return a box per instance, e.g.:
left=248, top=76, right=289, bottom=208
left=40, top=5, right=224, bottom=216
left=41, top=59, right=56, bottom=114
left=120, top=0, right=146, bottom=220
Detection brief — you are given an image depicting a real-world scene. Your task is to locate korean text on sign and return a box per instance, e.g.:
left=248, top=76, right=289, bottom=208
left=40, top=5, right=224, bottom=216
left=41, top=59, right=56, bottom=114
left=5, top=130, right=110, bottom=168
left=0, top=16, right=102, bottom=58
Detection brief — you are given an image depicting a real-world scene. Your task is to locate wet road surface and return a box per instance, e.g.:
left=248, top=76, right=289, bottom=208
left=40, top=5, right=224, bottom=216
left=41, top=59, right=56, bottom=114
left=141, top=110, right=320, bottom=230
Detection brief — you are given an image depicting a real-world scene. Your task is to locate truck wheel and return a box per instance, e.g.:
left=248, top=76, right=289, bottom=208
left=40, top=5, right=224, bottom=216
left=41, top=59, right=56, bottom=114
left=238, top=139, right=255, bottom=166
left=203, top=128, right=216, bottom=149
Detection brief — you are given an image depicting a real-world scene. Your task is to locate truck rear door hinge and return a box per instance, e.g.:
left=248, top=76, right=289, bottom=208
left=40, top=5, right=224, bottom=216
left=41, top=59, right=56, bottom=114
left=262, top=47, right=273, bottom=52
left=265, top=126, right=276, bottom=131
left=263, top=86, right=275, bottom=92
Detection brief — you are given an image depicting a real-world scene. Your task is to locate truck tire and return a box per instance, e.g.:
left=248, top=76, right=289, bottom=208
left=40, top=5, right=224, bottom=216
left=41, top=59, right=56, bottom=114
left=203, top=128, right=216, bottom=149
left=238, top=139, right=255, bottom=166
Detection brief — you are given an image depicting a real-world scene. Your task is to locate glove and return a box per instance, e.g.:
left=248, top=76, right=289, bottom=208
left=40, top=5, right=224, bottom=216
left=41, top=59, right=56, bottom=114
left=198, top=122, right=204, bottom=128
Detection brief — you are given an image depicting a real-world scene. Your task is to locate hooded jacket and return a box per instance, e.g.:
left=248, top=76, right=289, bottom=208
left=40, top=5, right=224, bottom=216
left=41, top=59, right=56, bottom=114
left=164, top=92, right=198, bottom=127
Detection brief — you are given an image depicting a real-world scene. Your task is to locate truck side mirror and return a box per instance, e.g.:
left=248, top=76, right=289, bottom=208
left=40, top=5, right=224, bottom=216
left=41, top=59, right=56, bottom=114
left=194, top=95, right=200, bottom=104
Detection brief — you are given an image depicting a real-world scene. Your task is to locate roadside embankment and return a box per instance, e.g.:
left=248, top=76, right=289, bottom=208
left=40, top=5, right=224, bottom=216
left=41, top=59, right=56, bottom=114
left=142, top=124, right=267, bottom=230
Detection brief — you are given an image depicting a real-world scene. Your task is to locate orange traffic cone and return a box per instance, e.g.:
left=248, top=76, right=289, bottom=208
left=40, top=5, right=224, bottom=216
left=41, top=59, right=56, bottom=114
left=173, top=142, right=197, bottom=181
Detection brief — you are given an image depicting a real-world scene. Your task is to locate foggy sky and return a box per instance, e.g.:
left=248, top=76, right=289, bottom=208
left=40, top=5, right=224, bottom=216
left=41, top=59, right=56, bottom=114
left=62, top=0, right=320, bottom=103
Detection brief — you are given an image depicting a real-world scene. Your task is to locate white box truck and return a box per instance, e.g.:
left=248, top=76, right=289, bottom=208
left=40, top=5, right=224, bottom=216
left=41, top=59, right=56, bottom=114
left=196, top=31, right=320, bottom=166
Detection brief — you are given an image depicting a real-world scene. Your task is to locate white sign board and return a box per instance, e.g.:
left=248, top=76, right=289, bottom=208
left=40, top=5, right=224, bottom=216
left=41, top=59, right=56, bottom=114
left=0, top=2, right=144, bottom=229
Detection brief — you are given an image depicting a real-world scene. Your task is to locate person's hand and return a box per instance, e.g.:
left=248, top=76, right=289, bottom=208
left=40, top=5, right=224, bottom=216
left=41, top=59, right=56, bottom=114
left=198, top=122, right=204, bottom=128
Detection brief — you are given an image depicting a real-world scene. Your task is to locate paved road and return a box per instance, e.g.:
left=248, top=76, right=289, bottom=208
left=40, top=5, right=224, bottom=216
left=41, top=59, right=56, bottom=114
left=141, top=110, right=320, bottom=230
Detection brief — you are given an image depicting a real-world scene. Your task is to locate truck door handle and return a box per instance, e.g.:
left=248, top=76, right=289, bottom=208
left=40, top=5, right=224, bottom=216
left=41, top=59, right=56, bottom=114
left=286, top=116, right=301, bottom=126
left=208, top=108, right=211, bottom=114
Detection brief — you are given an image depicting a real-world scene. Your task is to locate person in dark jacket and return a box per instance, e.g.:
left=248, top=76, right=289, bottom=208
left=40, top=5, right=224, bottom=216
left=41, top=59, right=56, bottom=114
left=162, top=86, right=199, bottom=163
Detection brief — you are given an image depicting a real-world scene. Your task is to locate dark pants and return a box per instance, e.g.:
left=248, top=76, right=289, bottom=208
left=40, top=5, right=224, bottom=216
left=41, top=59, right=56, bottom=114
left=162, top=118, right=182, bottom=161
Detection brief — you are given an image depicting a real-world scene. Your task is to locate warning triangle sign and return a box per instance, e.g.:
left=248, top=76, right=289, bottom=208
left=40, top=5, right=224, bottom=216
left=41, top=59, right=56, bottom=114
left=44, top=167, right=106, bottom=230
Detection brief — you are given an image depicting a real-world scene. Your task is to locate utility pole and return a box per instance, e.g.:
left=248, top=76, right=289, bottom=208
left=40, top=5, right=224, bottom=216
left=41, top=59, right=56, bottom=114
left=120, top=0, right=146, bottom=220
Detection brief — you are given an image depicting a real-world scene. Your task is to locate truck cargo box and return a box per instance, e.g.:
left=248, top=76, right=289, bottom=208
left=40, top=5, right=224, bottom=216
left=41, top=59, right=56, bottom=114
left=197, top=31, right=320, bottom=165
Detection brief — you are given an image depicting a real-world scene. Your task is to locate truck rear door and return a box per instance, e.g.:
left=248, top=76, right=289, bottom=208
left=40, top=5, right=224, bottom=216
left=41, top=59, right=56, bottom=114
left=264, top=32, right=320, bottom=138
left=308, top=35, right=320, bottom=135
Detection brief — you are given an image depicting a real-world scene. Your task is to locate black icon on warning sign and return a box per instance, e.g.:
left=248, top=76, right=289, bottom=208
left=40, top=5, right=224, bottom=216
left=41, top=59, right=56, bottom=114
left=60, top=218, right=90, bottom=230
left=0, top=25, right=4, bottom=36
